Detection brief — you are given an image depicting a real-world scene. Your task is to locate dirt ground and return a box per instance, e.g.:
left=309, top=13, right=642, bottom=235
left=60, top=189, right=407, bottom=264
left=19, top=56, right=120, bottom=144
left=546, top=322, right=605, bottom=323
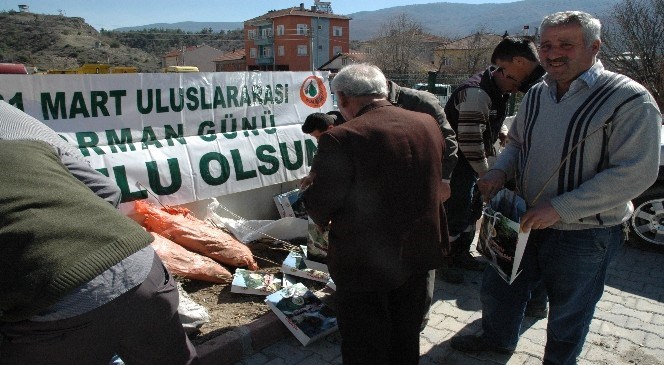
left=181, top=238, right=325, bottom=346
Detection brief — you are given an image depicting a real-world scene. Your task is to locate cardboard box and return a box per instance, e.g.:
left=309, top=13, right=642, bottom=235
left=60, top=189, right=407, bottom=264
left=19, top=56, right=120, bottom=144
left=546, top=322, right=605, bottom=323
left=281, top=251, right=330, bottom=283
left=300, top=245, right=328, bottom=273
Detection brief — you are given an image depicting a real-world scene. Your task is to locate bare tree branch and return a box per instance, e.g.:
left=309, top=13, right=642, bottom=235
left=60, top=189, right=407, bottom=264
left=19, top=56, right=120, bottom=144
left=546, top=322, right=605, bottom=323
left=367, top=13, right=428, bottom=75
left=602, top=0, right=664, bottom=108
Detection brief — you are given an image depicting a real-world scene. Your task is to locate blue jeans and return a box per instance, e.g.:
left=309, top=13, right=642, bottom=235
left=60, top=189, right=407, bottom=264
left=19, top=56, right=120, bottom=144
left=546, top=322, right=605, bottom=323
left=528, top=282, right=548, bottom=310
left=479, top=225, right=624, bottom=365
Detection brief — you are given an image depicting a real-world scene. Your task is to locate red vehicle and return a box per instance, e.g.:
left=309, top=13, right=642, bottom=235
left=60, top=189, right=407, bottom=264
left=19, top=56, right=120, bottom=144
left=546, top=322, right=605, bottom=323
left=0, top=63, right=29, bottom=74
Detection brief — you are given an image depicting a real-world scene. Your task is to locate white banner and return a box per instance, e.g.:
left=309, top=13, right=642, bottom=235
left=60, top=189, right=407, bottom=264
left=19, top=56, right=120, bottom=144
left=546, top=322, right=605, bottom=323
left=0, top=71, right=332, bottom=206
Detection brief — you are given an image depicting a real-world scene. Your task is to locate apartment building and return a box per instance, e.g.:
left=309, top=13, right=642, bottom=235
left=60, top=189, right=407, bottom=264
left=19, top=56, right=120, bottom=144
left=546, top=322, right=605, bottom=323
left=244, top=1, right=350, bottom=71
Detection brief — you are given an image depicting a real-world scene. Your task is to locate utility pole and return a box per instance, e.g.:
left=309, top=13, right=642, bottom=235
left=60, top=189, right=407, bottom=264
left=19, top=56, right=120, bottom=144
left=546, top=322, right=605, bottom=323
left=309, top=29, right=314, bottom=71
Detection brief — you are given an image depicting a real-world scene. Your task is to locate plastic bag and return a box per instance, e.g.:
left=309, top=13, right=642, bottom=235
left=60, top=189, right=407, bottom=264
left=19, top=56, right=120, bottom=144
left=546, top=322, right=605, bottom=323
left=477, top=189, right=529, bottom=284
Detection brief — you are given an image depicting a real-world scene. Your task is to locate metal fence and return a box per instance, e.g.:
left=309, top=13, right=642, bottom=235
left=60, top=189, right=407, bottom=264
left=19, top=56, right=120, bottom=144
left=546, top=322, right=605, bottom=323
left=385, top=71, right=520, bottom=115
left=385, top=72, right=471, bottom=90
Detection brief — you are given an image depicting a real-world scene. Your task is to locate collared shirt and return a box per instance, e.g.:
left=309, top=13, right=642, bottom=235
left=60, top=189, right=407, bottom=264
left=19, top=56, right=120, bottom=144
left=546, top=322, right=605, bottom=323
left=31, top=246, right=154, bottom=321
left=543, top=60, right=604, bottom=103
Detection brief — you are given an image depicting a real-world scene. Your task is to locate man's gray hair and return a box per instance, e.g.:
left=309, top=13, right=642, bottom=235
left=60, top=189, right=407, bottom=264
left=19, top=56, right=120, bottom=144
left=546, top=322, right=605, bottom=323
left=331, top=63, right=388, bottom=97
left=540, top=11, right=601, bottom=48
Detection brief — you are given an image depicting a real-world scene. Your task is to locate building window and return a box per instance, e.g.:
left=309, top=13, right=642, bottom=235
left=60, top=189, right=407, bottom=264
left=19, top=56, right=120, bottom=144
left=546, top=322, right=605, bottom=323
left=297, top=45, right=308, bottom=56
left=278, top=45, right=285, bottom=56
left=276, top=25, right=284, bottom=36
left=441, top=57, right=451, bottom=66
left=263, top=47, right=272, bottom=57
left=261, top=28, right=273, bottom=38
left=318, top=25, right=322, bottom=30
left=342, top=57, right=349, bottom=66
left=297, top=24, right=308, bottom=35
left=250, top=48, right=257, bottom=58
left=333, top=46, right=342, bottom=55
left=248, top=29, right=256, bottom=40
left=333, top=26, right=342, bottom=37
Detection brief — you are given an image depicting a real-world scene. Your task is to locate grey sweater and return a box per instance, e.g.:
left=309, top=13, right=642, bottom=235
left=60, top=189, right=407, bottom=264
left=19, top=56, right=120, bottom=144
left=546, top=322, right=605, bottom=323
left=494, top=61, right=662, bottom=230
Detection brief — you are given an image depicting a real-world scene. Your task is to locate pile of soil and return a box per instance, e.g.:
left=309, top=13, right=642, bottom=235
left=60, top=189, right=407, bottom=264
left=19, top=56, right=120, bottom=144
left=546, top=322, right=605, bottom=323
left=182, top=238, right=325, bottom=345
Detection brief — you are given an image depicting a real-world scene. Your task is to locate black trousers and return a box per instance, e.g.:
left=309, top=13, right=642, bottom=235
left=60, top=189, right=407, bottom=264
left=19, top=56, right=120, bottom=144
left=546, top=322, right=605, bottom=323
left=0, top=255, right=199, bottom=365
left=335, top=270, right=428, bottom=365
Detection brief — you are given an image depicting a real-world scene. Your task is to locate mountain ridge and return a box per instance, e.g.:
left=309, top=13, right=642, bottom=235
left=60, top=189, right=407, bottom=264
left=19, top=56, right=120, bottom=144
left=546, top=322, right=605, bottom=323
left=349, top=0, right=620, bottom=39
left=112, top=0, right=620, bottom=40
left=115, top=21, right=243, bottom=33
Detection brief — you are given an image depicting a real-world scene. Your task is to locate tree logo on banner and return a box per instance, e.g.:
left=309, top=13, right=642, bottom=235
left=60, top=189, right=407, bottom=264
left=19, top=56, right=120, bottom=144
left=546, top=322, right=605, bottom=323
left=299, top=76, right=328, bottom=108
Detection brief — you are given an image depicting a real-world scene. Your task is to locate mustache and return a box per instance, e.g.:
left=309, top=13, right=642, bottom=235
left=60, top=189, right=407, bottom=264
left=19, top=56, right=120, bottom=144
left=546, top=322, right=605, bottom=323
left=546, top=57, right=568, bottom=63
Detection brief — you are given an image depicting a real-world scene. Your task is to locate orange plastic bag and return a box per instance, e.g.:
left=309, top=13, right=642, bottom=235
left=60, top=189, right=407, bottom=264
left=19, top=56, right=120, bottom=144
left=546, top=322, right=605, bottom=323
left=136, top=200, right=258, bottom=270
left=151, top=232, right=232, bottom=284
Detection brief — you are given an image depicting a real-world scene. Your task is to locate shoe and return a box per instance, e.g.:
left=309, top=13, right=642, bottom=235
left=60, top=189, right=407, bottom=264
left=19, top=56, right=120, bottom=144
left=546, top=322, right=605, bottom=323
left=438, top=266, right=464, bottom=284
left=453, top=252, right=486, bottom=271
left=450, top=334, right=514, bottom=355
left=525, top=306, right=548, bottom=319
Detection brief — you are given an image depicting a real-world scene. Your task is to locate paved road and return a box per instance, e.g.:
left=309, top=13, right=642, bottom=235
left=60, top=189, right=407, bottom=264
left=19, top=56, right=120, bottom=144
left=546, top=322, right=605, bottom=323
left=231, top=242, right=664, bottom=365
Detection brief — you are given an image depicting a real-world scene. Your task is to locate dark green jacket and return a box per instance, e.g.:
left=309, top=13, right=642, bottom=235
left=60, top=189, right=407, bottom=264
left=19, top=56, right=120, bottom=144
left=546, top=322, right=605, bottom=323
left=0, top=140, right=152, bottom=322
left=387, top=81, right=458, bottom=180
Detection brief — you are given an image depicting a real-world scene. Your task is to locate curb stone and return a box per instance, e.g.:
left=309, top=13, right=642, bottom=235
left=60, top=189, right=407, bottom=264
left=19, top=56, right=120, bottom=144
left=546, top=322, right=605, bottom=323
left=196, top=312, right=290, bottom=365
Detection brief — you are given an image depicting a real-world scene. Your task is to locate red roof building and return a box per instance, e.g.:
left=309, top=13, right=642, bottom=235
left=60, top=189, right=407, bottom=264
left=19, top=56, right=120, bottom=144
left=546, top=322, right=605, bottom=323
left=161, top=44, right=224, bottom=72
left=244, top=1, right=350, bottom=71
left=213, top=49, right=246, bottom=72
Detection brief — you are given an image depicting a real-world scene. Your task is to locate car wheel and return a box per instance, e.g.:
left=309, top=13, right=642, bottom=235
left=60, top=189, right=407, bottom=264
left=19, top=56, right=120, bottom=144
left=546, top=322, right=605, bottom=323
left=630, top=185, right=664, bottom=248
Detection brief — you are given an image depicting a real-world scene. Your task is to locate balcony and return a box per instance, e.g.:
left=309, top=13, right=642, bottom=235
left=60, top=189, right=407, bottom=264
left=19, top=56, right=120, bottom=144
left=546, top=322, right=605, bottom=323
left=257, top=56, right=274, bottom=65
left=254, top=35, right=274, bottom=46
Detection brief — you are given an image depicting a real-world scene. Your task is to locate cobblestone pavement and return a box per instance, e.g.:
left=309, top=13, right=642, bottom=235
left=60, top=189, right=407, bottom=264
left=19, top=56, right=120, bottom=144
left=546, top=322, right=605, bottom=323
left=226, top=243, right=664, bottom=365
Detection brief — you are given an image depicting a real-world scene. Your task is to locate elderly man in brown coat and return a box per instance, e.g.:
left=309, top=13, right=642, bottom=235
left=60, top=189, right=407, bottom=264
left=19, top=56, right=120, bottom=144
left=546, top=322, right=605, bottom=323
left=303, top=63, right=449, bottom=365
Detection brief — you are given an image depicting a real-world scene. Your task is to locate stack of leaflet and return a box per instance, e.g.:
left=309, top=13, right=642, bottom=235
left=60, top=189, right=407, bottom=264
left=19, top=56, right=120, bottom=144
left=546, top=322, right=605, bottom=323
left=273, top=189, right=307, bottom=219
left=265, top=283, right=338, bottom=346
left=230, top=268, right=282, bottom=295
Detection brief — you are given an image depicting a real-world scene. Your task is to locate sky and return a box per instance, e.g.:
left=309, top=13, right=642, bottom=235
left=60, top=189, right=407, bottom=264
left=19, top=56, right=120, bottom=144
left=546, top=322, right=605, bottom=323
left=0, top=0, right=519, bottom=30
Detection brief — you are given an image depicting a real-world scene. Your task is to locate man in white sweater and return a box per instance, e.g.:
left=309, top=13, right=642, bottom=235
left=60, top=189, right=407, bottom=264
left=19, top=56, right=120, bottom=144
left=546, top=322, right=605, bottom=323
left=450, top=11, right=662, bottom=365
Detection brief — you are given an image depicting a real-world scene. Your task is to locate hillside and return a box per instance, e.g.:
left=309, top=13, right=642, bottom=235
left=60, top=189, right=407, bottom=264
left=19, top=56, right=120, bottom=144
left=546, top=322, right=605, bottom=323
left=0, top=11, right=162, bottom=72
left=0, top=0, right=624, bottom=71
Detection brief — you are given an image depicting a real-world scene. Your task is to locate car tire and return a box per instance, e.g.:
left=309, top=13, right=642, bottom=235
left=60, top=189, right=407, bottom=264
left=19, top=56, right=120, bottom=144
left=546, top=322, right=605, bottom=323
left=629, top=184, right=664, bottom=251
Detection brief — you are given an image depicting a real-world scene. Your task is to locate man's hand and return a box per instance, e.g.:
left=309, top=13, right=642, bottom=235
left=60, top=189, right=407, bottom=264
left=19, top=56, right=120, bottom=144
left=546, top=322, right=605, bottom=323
left=477, top=169, right=506, bottom=202
left=520, top=201, right=561, bottom=232
left=498, top=131, right=508, bottom=147
left=441, top=181, right=451, bottom=202
left=300, top=172, right=316, bottom=190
